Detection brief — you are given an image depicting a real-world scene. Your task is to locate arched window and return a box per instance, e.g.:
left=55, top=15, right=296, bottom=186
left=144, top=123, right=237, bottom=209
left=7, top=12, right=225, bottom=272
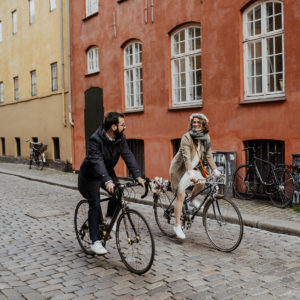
left=243, top=1, right=284, bottom=100
left=87, top=47, right=99, bottom=74
left=171, top=25, right=202, bottom=106
left=124, top=42, right=143, bottom=110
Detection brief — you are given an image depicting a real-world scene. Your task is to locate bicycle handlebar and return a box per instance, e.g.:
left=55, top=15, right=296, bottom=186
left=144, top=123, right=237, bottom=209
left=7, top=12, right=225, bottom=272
left=114, top=177, right=150, bottom=199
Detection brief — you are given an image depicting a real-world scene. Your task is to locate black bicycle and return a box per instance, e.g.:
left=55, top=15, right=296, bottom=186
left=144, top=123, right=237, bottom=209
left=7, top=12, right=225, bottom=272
left=26, top=139, right=47, bottom=170
left=233, top=147, right=294, bottom=208
left=152, top=175, right=244, bottom=252
left=74, top=178, right=155, bottom=275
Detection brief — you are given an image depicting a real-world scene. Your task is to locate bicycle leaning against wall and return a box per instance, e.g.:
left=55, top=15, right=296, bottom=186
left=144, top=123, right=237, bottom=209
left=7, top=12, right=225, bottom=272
left=233, top=147, right=295, bottom=208
left=26, top=139, right=47, bottom=170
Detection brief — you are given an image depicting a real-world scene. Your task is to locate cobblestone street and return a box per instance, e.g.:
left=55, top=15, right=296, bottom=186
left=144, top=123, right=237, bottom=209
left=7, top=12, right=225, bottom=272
left=0, top=170, right=300, bottom=299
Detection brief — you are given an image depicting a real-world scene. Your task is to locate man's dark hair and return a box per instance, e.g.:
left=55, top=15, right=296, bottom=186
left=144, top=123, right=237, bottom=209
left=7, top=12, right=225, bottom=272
left=103, top=112, right=125, bottom=131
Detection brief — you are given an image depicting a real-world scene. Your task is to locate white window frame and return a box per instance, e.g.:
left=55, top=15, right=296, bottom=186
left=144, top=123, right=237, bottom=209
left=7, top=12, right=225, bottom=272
left=243, top=0, right=284, bottom=100
left=50, top=0, right=56, bottom=11
left=29, top=0, right=35, bottom=24
left=87, top=47, right=100, bottom=74
left=123, top=42, right=143, bottom=111
left=86, top=0, right=98, bottom=17
left=14, top=77, right=19, bottom=100
left=171, top=25, right=202, bottom=107
left=0, top=82, right=4, bottom=103
left=0, top=21, right=2, bottom=42
left=31, top=70, right=37, bottom=96
left=51, top=63, right=58, bottom=91
left=12, top=11, right=17, bottom=35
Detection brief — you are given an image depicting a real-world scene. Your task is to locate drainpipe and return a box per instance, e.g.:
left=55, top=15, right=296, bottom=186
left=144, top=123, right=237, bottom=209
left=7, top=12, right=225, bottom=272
left=60, top=0, right=66, bottom=126
left=67, top=0, right=74, bottom=126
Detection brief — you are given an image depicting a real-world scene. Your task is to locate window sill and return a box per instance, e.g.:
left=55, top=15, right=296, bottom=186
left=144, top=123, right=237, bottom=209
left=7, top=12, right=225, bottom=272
left=85, top=71, right=100, bottom=77
left=240, top=96, right=286, bottom=105
left=123, top=108, right=144, bottom=114
left=168, top=103, right=203, bottom=111
left=82, top=12, right=99, bottom=22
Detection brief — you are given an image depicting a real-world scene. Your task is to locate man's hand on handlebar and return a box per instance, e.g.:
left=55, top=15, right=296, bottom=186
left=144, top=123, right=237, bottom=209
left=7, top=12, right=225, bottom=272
left=105, top=181, right=115, bottom=194
left=136, top=177, right=145, bottom=188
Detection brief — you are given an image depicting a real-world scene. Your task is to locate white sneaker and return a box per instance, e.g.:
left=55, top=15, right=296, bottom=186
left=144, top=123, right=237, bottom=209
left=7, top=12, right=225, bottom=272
left=106, top=217, right=117, bottom=231
left=190, top=199, right=201, bottom=209
left=173, top=226, right=186, bottom=239
left=91, top=241, right=107, bottom=255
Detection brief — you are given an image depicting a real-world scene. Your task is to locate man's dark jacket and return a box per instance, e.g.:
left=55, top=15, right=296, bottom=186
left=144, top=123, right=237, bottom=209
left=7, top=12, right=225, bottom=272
left=79, top=127, right=141, bottom=183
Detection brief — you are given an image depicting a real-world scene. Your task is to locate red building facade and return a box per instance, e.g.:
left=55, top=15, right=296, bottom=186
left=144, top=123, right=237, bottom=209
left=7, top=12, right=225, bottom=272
left=70, top=0, right=300, bottom=180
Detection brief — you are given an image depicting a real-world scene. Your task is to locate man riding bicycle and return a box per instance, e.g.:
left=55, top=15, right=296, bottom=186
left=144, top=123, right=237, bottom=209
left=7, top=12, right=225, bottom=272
left=78, top=112, right=145, bottom=255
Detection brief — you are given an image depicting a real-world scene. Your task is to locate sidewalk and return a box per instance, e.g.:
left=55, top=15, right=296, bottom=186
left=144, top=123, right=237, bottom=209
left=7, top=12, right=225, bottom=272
left=0, top=161, right=299, bottom=237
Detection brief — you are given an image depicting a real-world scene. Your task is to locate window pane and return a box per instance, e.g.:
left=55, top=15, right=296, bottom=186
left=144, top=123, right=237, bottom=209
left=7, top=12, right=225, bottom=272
left=276, top=74, right=283, bottom=91
left=256, top=76, right=262, bottom=93
left=256, top=59, right=262, bottom=75
left=255, top=20, right=261, bottom=35
left=275, top=35, right=282, bottom=53
left=267, top=56, right=275, bottom=74
left=181, top=88, right=186, bottom=102
left=275, top=54, right=282, bottom=73
left=266, top=2, right=273, bottom=17
left=267, top=16, right=274, bottom=32
left=275, top=15, right=282, bottom=30
left=254, top=5, right=261, bottom=19
left=248, top=43, right=254, bottom=59
left=247, top=9, right=254, bottom=22
left=274, top=3, right=282, bottom=15
left=268, top=74, right=275, bottom=92
left=267, top=37, right=274, bottom=55
left=255, top=42, right=262, bottom=57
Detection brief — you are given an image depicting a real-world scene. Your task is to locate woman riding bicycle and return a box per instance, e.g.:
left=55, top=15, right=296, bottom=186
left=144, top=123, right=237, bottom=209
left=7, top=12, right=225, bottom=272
left=169, top=113, right=221, bottom=239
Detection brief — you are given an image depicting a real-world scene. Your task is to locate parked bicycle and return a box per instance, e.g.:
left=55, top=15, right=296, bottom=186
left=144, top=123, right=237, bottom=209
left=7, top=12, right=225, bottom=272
left=26, top=139, right=47, bottom=170
left=152, top=175, right=244, bottom=252
left=74, top=178, right=155, bottom=275
left=233, top=147, right=295, bottom=208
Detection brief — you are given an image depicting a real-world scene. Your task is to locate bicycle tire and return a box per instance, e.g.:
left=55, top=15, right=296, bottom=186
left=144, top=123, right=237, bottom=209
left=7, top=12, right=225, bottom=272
left=37, top=153, right=45, bottom=170
left=233, top=165, right=258, bottom=200
left=29, top=153, right=34, bottom=169
left=153, top=192, right=176, bottom=238
left=74, top=200, right=94, bottom=255
left=203, top=197, right=244, bottom=252
left=116, top=209, right=155, bottom=275
left=270, top=168, right=295, bottom=208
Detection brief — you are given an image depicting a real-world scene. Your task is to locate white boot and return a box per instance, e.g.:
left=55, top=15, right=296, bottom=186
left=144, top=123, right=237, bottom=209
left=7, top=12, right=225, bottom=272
left=91, top=241, right=107, bottom=255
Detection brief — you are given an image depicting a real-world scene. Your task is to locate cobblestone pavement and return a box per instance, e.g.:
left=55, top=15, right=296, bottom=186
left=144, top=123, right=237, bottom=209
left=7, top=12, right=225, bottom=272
left=0, top=172, right=300, bottom=299
left=0, top=162, right=299, bottom=236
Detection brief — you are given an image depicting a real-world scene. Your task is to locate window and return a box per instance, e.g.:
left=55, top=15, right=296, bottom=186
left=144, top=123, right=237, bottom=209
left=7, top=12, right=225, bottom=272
left=29, top=0, right=35, bottom=24
left=51, top=63, right=58, bottom=91
left=13, top=76, right=19, bottom=100
left=50, top=0, right=56, bottom=11
left=0, top=21, right=2, bottom=42
left=31, top=70, right=37, bottom=96
left=243, top=1, right=284, bottom=100
left=127, top=139, right=145, bottom=177
left=124, top=42, right=143, bottom=110
left=86, top=0, right=98, bottom=17
left=172, top=139, right=181, bottom=156
left=0, top=82, right=3, bottom=103
left=53, top=137, right=60, bottom=160
left=15, top=138, right=21, bottom=157
left=12, top=11, right=17, bottom=34
left=87, top=47, right=99, bottom=74
left=171, top=25, right=202, bottom=106
left=1, top=138, right=5, bottom=156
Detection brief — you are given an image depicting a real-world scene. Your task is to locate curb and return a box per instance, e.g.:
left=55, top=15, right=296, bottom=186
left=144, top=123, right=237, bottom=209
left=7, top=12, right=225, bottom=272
left=0, top=169, right=299, bottom=237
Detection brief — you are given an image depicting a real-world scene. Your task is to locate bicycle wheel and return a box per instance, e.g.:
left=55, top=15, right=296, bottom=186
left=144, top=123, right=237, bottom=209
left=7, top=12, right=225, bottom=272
left=74, top=200, right=94, bottom=255
left=270, top=168, right=294, bottom=208
left=116, top=209, right=155, bottom=275
left=37, top=153, right=45, bottom=170
left=153, top=192, right=176, bottom=238
left=233, top=165, right=258, bottom=200
left=29, top=153, right=34, bottom=169
left=203, top=197, right=244, bottom=252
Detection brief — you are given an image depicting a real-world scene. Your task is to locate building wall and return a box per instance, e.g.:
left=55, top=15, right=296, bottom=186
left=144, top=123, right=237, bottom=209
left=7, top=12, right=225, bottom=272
left=70, top=0, right=300, bottom=179
left=0, top=0, right=72, bottom=165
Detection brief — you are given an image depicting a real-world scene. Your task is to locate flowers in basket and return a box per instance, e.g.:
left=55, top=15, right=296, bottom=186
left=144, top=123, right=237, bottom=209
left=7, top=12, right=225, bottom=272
left=150, top=177, right=170, bottom=194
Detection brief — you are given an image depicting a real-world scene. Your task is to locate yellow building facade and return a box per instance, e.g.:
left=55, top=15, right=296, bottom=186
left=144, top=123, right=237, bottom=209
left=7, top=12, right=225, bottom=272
left=0, top=0, right=72, bottom=169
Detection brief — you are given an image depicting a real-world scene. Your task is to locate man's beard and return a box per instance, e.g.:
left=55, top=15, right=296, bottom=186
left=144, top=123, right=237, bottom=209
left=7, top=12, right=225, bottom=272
left=114, top=128, right=124, bottom=139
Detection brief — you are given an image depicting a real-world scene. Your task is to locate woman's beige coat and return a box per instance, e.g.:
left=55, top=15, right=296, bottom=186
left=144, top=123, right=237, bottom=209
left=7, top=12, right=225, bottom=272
left=169, top=132, right=217, bottom=193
